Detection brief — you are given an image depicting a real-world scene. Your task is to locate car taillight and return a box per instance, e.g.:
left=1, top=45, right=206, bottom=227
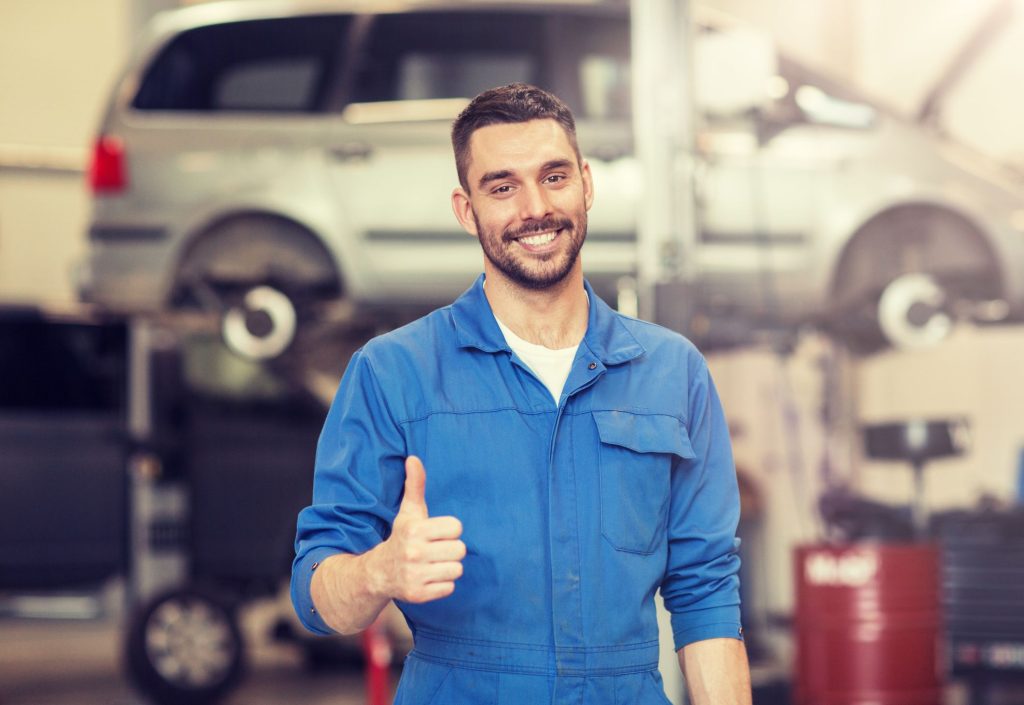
left=89, top=136, right=126, bottom=193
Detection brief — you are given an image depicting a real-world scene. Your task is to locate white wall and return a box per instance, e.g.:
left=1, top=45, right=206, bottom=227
left=858, top=325, right=1024, bottom=507
left=854, top=0, right=995, bottom=117
left=0, top=0, right=130, bottom=304
left=703, top=0, right=860, bottom=84
left=856, top=0, right=1024, bottom=164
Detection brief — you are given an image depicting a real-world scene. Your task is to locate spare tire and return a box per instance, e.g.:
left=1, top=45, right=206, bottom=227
left=124, top=586, right=244, bottom=705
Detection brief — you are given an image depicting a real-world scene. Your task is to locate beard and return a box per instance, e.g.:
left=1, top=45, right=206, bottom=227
left=473, top=209, right=588, bottom=291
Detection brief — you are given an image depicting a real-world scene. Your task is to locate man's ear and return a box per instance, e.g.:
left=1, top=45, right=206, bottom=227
left=581, top=159, right=595, bottom=211
left=451, top=187, right=479, bottom=236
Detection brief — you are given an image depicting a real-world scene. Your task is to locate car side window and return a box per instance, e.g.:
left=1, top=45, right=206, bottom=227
left=347, top=10, right=631, bottom=121
left=132, top=15, right=353, bottom=113
left=350, top=11, right=544, bottom=105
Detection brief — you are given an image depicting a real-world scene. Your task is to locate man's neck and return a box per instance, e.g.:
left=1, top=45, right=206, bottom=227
left=483, top=268, right=588, bottom=350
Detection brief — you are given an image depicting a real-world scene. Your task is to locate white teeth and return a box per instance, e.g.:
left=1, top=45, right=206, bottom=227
left=520, top=230, right=558, bottom=246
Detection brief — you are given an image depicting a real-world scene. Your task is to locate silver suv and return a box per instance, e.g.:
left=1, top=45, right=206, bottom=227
left=80, top=0, right=1024, bottom=357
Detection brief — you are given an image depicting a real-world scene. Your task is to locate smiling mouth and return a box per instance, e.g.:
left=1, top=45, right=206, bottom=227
left=516, top=229, right=560, bottom=247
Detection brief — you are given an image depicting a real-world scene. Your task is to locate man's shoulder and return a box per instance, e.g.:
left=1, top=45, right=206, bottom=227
left=611, top=310, right=705, bottom=366
left=359, top=304, right=456, bottom=365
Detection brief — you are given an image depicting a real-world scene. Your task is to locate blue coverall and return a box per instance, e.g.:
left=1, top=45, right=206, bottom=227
left=292, top=276, right=743, bottom=704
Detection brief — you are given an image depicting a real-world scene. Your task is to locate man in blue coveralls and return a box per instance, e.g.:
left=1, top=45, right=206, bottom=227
left=292, top=83, right=751, bottom=704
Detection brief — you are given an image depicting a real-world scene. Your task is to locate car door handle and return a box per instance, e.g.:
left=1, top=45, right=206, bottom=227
left=327, top=142, right=373, bottom=161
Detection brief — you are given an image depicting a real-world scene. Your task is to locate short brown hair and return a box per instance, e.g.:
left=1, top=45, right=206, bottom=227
left=451, top=83, right=580, bottom=191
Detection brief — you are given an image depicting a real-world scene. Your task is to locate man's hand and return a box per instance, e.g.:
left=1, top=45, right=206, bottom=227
left=370, top=456, right=466, bottom=603
left=309, top=456, right=465, bottom=633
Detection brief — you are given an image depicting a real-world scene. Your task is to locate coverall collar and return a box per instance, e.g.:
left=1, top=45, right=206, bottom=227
left=451, top=274, right=645, bottom=366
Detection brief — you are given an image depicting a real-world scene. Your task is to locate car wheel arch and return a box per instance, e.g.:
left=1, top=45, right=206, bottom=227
left=170, top=211, right=344, bottom=305
left=823, top=201, right=1006, bottom=353
left=829, top=202, right=1003, bottom=307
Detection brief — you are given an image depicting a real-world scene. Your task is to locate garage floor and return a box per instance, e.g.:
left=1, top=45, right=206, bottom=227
left=0, top=610, right=370, bottom=705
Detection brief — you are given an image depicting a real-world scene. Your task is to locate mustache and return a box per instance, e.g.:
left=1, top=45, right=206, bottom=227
left=503, top=217, right=574, bottom=242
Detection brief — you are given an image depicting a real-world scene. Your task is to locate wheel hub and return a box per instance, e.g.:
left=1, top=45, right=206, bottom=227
left=145, top=598, right=235, bottom=688
left=878, top=273, right=952, bottom=350
left=222, top=285, right=298, bottom=360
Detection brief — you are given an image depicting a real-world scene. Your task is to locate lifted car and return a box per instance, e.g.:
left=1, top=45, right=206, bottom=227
left=79, top=0, right=1024, bottom=356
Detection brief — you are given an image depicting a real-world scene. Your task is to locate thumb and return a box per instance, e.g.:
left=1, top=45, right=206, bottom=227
left=400, top=455, right=429, bottom=518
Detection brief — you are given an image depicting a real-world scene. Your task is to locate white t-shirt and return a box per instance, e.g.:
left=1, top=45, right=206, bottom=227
left=495, top=317, right=579, bottom=404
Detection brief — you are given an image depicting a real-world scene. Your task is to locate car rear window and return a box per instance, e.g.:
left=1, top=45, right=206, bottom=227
left=132, top=15, right=352, bottom=112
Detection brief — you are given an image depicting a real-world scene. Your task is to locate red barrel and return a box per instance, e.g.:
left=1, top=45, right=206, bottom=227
left=794, top=543, right=942, bottom=705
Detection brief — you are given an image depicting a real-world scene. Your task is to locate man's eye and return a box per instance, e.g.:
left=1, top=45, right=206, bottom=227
left=545, top=174, right=566, bottom=184
left=492, top=184, right=513, bottom=194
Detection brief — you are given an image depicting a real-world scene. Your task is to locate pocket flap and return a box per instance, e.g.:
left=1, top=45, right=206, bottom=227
left=593, top=410, right=696, bottom=459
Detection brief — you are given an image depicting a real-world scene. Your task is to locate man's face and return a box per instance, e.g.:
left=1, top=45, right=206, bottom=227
left=451, top=119, right=594, bottom=291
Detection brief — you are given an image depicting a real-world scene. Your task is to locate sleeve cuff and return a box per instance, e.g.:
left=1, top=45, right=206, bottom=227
left=670, top=604, right=743, bottom=650
left=291, top=545, right=345, bottom=636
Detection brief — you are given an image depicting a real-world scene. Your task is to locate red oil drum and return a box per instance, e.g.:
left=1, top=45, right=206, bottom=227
left=794, top=543, right=942, bottom=705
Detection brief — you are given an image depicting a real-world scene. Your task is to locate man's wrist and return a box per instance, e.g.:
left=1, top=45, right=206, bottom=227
left=359, top=541, right=393, bottom=603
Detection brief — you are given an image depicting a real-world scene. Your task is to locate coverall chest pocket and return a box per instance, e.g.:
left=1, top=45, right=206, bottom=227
left=594, top=411, right=696, bottom=555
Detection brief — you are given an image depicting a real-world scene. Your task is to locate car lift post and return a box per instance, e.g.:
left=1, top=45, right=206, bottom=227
left=630, top=0, right=698, bottom=702
left=126, top=317, right=188, bottom=610
left=631, top=0, right=700, bottom=331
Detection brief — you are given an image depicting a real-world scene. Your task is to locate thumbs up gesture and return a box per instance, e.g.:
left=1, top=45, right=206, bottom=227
left=377, top=456, right=466, bottom=603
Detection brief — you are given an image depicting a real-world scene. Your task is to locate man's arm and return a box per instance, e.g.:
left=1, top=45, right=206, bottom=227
left=310, top=456, right=465, bottom=634
left=661, top=355, right=748, bottom=701
left=310, top=550, right=390, bottom=635
left=678, top=638, right=752, bottom=705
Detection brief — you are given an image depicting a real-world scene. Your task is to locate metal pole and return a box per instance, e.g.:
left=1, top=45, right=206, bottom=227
left=911, top=460, right=927, bottom=539
left=127, top=318, right=187, bottom=608
left=630, top=0, right=699, bottom=328
left=632, top=4, right=698, bottom=701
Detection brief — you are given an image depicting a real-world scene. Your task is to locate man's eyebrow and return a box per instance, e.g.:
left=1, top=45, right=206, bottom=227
left=542, top=158, right=574, bottom=172
left=478, top=169, right=514, bottom=189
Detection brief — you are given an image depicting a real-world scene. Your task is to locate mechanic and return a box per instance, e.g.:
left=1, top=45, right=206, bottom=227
left=291, top=83, right=751, bottom=704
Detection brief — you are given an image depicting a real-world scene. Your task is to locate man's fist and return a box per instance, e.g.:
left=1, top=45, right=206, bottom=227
left=373, top=456, right=465, bottom=603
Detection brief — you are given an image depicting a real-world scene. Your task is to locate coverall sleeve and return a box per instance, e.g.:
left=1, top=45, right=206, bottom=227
left=290, top=349, right=407, bottom=635
left=661, top=356, right=743, bottom=650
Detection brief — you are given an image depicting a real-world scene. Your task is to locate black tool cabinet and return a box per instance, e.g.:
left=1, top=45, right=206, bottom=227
left=0, top=308, right=328, bottom=705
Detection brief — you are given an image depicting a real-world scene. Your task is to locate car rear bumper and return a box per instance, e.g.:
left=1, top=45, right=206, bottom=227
left=76, top=230, right=176, bottom=311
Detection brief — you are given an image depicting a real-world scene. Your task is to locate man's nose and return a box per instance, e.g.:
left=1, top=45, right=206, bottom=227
left=518, top=182, right=553, bottom=221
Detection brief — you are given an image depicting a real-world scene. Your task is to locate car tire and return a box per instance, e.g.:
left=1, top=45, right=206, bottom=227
left=124, top=586, right=245, bottom=705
